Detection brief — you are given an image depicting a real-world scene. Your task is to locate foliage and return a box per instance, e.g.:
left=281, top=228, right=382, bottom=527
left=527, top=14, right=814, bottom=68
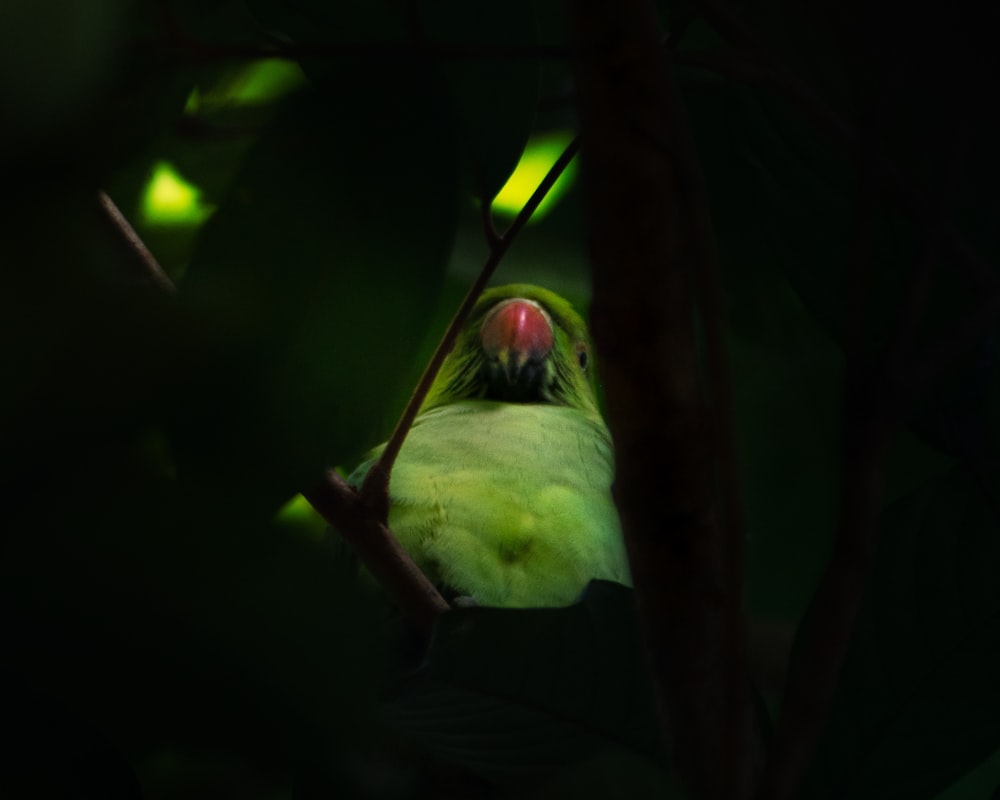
left=1, top=0, right=998, bottom=798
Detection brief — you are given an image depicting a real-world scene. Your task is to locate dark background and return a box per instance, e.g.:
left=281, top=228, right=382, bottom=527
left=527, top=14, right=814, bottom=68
left=2, top=1, right=998, bottom=797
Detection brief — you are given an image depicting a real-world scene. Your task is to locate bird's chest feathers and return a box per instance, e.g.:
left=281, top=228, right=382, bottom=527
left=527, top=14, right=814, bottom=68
left=388, top=401, right=614, bottom=550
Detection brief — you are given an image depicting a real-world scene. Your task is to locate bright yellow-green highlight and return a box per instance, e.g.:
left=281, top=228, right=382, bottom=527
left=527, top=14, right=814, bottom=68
left=274, top=493, right=328, bottom=541
left=141, top=161, right=215, bottom=226
left=492, top=131, right=578, bottom=222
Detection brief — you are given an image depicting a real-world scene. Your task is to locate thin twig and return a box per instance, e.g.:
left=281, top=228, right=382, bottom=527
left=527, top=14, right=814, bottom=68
left=360, top=137, right=580, bottom=508
left=96, top=191, right=177, bottom=294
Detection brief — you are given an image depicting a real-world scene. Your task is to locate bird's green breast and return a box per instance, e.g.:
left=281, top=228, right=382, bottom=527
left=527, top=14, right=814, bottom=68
left=354, top=400, right=629, bottom=607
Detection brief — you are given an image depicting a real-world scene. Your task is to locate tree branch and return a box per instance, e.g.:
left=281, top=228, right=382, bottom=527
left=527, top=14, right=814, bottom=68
left=569, top=1, right=755, bottom=797
left=302, top=472, right=449, bottom=635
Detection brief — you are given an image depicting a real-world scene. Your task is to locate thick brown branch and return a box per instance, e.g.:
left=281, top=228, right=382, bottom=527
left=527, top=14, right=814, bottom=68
left=303, top=471, right=449, bottom=634
left=570, top=1, right=754, bottom=797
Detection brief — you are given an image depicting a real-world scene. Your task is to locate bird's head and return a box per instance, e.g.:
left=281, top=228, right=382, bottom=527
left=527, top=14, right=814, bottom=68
left=421, top=284, right=600, bottom=416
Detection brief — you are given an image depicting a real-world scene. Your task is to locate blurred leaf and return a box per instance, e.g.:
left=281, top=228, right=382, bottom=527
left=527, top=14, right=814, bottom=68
left=2, top=474, right=384, bottom=775
left=174, top=78, right=460, bottom=509
left=526, top=748, right=690, bottom=800
left=104, top=58, right=305, bottom=283
left=134, top=749, right=290, bottom=800
left=0, top=187, right=182, bottom=507
left=678, top=66, right=975, bottom=621
left=383, top=581, right=663, bottom=783
left=0, top=673, right=143, bottom=799
left=674, top=11, right=1000, bottom=467
left=248, top=0, right=539, bottom=203
left=244, top=0, right=405, bottom=46
left=193, top=58, right=307, bottom=110
left=934, top=748, right=1000, bottom=800
left=801, top=467, right=1000, bottom=798
left=421, top=0, right=541, bottom=201
left=0, top=0, right=130, bottom=153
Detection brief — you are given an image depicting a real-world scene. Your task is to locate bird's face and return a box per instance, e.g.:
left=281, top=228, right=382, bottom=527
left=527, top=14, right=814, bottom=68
left=421, top=284, right=600, bottom=416
left=479, top=297, right=555, bottom=402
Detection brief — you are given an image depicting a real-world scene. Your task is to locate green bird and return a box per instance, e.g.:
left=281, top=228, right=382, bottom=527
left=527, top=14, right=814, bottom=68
left=349, top=284, right=630, bottom=607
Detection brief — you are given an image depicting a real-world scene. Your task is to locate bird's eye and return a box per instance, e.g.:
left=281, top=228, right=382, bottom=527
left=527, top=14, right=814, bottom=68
left=576, top=343, right=589, bottom=370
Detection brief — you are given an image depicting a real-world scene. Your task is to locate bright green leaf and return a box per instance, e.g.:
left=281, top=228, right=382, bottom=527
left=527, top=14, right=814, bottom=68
left=141, top=161, right=216, bottom=226
left=492, top=131, right=578, bottom=221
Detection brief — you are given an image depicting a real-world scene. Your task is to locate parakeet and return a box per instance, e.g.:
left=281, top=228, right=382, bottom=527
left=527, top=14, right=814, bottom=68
left=349, top=284, right=629, bottom=607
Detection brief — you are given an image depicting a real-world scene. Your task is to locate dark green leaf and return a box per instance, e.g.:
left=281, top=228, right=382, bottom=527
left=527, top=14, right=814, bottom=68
left=801, top=467, right=1000, bottom=798
left=677, top=16, right=1000, bottom=465
left=382, top=581, right=663, bottom=783
left=935, top=748, right=1000, bottom=800
left=420, top=0, right=541, bottom=201
left=2, top=470, right=385, bottom=783
left=524, top=748, right=691, bottom=800
left=174, top=80, right=459, bottom=507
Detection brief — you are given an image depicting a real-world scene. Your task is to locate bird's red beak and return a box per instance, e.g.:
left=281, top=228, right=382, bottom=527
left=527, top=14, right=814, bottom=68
left=480, top=298, right=554, bottom=364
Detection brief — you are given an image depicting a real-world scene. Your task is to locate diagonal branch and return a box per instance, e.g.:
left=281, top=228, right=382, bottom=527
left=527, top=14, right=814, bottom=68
left=96, top=190, right=177, bottom=294
left=302, top=471, right=449, bottom=634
